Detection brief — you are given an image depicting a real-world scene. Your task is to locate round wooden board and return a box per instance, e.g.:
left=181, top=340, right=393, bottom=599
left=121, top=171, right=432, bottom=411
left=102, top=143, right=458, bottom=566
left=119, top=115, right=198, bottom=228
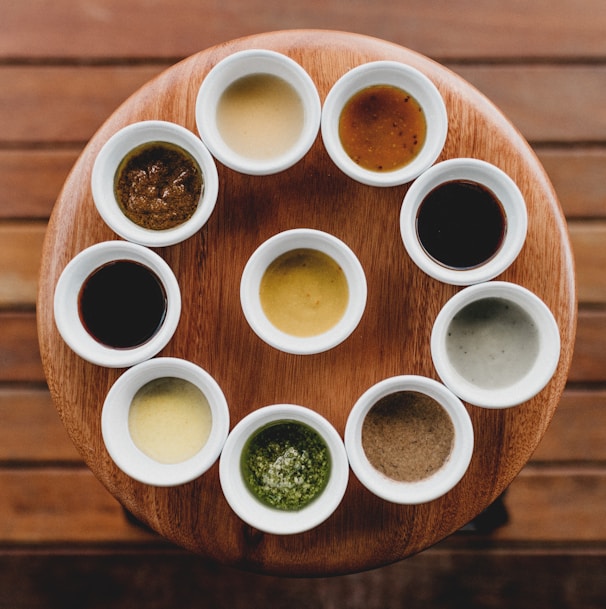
left=37, top=30, right=576, bottom=576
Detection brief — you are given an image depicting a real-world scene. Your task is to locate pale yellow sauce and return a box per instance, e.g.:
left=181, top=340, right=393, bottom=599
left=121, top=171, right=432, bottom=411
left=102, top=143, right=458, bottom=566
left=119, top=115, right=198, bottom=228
left=259, top=248, right=349, bottom=337
left=216, top=73, right=304, bottom=160
left=128, top=377, right=212, bottom=464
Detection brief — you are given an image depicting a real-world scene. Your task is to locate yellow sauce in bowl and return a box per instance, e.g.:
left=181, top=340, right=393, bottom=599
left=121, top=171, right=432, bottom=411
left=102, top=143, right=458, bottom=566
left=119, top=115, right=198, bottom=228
left=259, top=248, right=349, bottom=337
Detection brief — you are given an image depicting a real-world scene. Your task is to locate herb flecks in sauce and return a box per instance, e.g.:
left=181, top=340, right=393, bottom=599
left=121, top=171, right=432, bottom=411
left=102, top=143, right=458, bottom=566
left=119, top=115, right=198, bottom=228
left=241, top=421, right=331, bottom=511
left=115, top=141, right=203, bottom=230
left=339, top=85, right=427, bottom=172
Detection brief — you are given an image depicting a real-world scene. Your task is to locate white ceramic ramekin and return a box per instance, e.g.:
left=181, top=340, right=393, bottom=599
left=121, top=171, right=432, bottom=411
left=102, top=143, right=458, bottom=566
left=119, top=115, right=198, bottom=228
left=53, top=240, right=181, bottom=368
left=400, top=158, right=527, bottom=285
left=240, top=228, right=367, bottom=355
left=91, top=120, right=219, bottom=247
left=431, top=281, right=561, bottom=408
left=101, top=357, right=229, bottom=486
left=321, top=60, right=448, bottom=187
left=196, top=49, right=321, bottom=175
left=345, top=375, right=474, bottom=505
left=219, top=404, right=349, bottom=535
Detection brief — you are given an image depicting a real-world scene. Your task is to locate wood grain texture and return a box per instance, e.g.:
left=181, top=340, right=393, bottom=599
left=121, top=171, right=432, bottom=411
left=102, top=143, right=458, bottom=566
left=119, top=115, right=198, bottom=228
left=2, top=0, right=605, bottom=60
left=36, top=31, right=576, bottom=576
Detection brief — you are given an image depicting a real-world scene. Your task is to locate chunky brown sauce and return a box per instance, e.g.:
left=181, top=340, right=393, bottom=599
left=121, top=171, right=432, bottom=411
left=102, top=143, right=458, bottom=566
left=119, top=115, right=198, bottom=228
left=114, top=141, right=203, bottom=230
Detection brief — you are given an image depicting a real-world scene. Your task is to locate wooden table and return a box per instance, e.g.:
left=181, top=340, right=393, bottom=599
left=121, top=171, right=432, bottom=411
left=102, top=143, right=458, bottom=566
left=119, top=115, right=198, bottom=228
left=37, top=30, right=576, bottom=576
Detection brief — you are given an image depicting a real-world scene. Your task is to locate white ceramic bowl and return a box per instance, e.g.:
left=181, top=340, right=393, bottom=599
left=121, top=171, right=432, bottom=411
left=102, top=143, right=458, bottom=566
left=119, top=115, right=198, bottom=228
left=101, top=357, right=229, bottom=486
left=240, top=228, right=367, bottom=354
left=321, top=60, right=448, bottom=187
left=219, top=404, right=349, bottom=535
left=431, top=282, right=561, bottom=408
left=91, top=120, right=219, bottom=247
left=400, top=158, right=527, bottom=285
left=53, top=240, right=181, bottom=368
left=196, top=49, right=321, bottom=175
left=345, top=375, right=473, bottom=505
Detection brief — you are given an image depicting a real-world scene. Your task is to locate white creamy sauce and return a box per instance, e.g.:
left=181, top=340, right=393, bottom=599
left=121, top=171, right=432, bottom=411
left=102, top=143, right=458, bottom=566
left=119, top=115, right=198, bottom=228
left=128, top=377, right=212, bottom=464
left=446, top=297, right=539, bottom=388
left=216, top=73, right=304, bottom=160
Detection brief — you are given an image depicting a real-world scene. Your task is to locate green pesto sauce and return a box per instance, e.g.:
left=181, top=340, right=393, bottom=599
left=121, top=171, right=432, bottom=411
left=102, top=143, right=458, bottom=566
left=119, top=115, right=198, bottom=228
left=241, top=420, right=331, bottom=511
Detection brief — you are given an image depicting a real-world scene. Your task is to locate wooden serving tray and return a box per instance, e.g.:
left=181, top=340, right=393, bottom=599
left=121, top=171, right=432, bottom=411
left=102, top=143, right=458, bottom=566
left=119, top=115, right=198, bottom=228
left=37, top=30, right=576, bottom=576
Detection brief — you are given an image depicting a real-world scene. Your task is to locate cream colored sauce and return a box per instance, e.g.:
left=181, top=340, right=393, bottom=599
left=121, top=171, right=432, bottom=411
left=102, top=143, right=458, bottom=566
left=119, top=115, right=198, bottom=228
left=259, top=248, right=349, bottom=337
left=216, top=73, right=304, bottom=160
left=446, top=297, right=539, bottom=389
left=128, top=377, right=212, bottom=464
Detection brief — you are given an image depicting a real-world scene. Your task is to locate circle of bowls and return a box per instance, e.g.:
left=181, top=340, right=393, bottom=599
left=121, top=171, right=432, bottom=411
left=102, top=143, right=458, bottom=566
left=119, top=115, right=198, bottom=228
left=321, top=60, right=448, bottom=187
left=55, top=53, right=559, bottom=526
left=400, top=158, right=528, bottom=285
left=345, top=375, right=474, bottom=504
left=53, top=240, right=181, bottom=368
left=219, top=403, right=349, bottom=535
left=101, top=357, right=230, bottom=487
left=91, top=119, right=219, bottom=247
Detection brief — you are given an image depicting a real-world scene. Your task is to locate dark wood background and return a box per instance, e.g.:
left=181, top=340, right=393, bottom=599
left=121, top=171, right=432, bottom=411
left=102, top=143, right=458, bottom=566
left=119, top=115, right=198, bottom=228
left=1, top=1, right=605, bottom=607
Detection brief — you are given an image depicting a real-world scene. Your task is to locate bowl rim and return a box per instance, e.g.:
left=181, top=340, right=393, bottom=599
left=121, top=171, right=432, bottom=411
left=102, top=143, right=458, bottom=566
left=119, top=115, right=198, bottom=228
left=344, top=375, right=474, bottom=504
left=91, top=119, right=219, bottom=247
left=195, top=48, right=322, bottom=176
left=430, top=281, right=561, bottom=408
left=321, top=60, right=448, bottom=187
left=101, top=357, right=230, bottom=486
left=239, top=228, right=367, bottom=354
left=400, top=157, right=528, bottom=285
left=53, top=240, right=181, bottom=368
left=219, top=403, right=349, bottom=535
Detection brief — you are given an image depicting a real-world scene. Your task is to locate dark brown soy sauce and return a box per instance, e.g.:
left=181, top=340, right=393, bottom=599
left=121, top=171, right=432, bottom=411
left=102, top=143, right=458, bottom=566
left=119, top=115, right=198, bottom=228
left=78, top=260, right=167, bottom=349
left=416, top=180, right=506, bottom=269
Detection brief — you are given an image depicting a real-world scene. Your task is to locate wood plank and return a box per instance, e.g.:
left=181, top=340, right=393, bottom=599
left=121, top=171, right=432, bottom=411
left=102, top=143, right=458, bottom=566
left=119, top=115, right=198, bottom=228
left=3, top=387, right=605, bottom=465
left=568, top=221, right=606, bottom=304
left=537, top=148, right=606, bottom=220
left=1, top=0, right=605, bottom=61
left=0, top=549, right=605, bottom=609
left=453, top=64, right=606, bottom=143
left=0, top=388, right=79, bottom=462
left=533, top=389, right=606, bottom=462
left=0, top=313, right=44, bottom=382
left=2, top=65, right=606, bottom=145
left=0, top=219, right=600, bottom=314
left=0, top=66, right=164, bottom=144
left=568, top=309, right=606, bottom=383
left=0, top=307, right=602, bottom=389
left=0, top=150, right=79, bottom=219
left=0, top=469, right=159, bottom=545
left=3, top=147, right=604, bottom=222
left=0, top=222, right=46, bottom=307
left=1, top=466, right=605, bottom=546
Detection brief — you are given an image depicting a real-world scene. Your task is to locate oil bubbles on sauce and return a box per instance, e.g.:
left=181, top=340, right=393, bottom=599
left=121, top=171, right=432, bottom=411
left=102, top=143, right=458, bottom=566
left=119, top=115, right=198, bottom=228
left=339, top=85, right=427, bottom=172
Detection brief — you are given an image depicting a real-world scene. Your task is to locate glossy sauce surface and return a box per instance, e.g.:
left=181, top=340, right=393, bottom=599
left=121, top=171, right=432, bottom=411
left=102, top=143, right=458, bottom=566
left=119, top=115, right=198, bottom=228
left=78, top=260, right=167, bottom=348
left=339, top=85, right=426, bottom=171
